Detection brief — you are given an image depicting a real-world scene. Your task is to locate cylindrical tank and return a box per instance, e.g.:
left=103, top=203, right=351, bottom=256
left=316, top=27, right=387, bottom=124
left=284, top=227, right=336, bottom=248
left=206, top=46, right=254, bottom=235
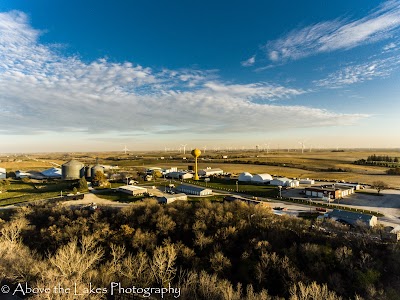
left=85, top=165, right=93, bottom=179
left=62, top=160, right=85, bottom=180
left=91, top=164, right=104, bottom=180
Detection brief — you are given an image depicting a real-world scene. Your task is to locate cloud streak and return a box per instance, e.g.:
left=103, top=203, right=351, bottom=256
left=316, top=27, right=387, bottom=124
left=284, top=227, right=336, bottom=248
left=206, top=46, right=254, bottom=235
left=265, top=1, right=400, bottom=62
left=0, top=11, right=368, bottom=137
left=314, top=55, right=400, bottom=88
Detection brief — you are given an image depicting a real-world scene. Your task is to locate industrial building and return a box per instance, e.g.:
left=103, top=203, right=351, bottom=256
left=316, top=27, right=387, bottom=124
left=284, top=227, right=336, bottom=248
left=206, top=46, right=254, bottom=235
left=62, top=160, right=85, bottom=180
left=0, top=167, right=6, bottom=179
left=326, top=209, right=378, bottom=227
left=251, top=173, right=273, bottom=183
left=270, top=177, right=299, bottom=187
left=305, top=185, right=354, bottom=199
left=177, top=184, right=212, bottom=196
left=117, top=185, right=148, bottom=196
left=166, top=171, right=193, bottom=180
left=41, top=167, right=62, bottom=178
left=157, top=193, right=188, bottom=204
left=198, top=168, right=224, bottom=177
left=238, top=172, right=253, bottom=182
left=335, top=182, right=362, bottom=190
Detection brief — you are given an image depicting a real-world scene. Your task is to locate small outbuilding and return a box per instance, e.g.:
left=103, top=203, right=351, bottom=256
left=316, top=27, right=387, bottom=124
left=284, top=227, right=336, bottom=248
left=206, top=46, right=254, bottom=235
left=270, top=177, right=299, bottom=187
left=167, top=171, right=194, bottom=180
left=177, top=185, right=212, bottom=196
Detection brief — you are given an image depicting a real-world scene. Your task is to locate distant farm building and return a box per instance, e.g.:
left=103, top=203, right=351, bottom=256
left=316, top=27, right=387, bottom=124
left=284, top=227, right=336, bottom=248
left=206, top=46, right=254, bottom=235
left=117, top=185, right=148, bottom=196
left=326, top=209, right=377, bottom=227
left=198, top=168, right=224, bottom=177
left=270, top=177, right=299, bottom=187
left=177, top=185, right=212, bottom=196
left=305, top=185, right=354, bottom=199
left=238, top=172, right=253, bottom=182
left=41, top=167, right=62, bottom=179
left=335, top=182, right=362, bottom=190
left=299, top=178, right=315, bottom=184
left=166, top=171, right=193, bottom=180
left=91, top=164, right=105, bottom=179
left=15, top=170, right=32, bottom=179
left=62, top=160, right=85, bottom=180
left=251, top=173, right=273, bottom=183
left=0, top=167, right=6, bottom=179
left=157, top=193, right=188, bottom=204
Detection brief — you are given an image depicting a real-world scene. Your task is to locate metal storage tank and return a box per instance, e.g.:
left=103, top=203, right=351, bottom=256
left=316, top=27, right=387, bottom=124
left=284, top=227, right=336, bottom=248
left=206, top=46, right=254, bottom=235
left=91, top=164, right=104, bottom=180
left=62, top=160, right=85, bottom=180
left=85, top=165, right=93, bottom=179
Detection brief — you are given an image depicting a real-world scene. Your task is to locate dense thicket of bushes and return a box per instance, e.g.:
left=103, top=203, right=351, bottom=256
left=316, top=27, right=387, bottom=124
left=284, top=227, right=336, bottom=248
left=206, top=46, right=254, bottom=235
left=1, top=201, right=399, bottom=299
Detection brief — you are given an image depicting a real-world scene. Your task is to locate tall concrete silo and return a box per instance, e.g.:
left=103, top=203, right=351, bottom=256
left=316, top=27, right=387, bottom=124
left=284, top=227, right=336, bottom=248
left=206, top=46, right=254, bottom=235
left=62, top=160, right=85, bottom=180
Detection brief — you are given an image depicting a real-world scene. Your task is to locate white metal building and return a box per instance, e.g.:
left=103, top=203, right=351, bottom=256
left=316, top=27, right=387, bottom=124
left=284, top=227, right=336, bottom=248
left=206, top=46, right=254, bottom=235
left=167, top=171, right=193, bottom=180
left=198, top=168, right=224, bottom=177
left=299, top=178, right=315, bottom=184
left=238, top=172, right=253, bottom=182
left=270, top=177, right=299, bottom=187
left=251, top=173, right=273, bottom=183
left=0, top=167, right=6, bottom=179
left=326, top=209, right=378, bottom=227
left=177, top=185, right=212, bottom=196
left=157, top=193, right=188, bottom=204
left=117, top=185, right=148, bottom=195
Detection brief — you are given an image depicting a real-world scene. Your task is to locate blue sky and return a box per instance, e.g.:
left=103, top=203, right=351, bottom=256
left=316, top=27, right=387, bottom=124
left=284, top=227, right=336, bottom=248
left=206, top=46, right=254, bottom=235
left=1, top=0, right=400, bottom=152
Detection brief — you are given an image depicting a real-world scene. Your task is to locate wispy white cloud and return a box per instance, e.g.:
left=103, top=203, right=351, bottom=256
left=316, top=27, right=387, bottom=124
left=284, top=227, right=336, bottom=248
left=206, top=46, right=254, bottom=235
left=241, top=55, right=256, bottom=67
left=0, top=11, right=368, bottom=137
left=314, top=55, right=400, bottom=88
left=265, top=0, right=400, bottom=62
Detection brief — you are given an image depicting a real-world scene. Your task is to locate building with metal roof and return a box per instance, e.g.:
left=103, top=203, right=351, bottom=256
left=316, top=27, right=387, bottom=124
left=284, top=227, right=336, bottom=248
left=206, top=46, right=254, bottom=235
left=166, top=171, right=193, bottom=180
left=41, top=167, right=62, bottom=178
left=157, top=193, right=188, bottom=204
left=117, top=185, right=148, bottom=196
left=177, top=184, right=212, bottom=196
left=252, top=173, right=273, bottom=183
left=326, top=209, right=378, bottom=227
left=238, top=172, right=253, bottom=182
left=270, top=177, right=299, bottom=187
left=198, top=168, right=224, bottom=177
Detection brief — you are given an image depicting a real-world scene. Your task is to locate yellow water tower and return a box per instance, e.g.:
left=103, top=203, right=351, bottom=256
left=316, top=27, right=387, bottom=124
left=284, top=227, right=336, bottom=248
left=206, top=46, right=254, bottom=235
left=191, top=148, right=201, bottom=180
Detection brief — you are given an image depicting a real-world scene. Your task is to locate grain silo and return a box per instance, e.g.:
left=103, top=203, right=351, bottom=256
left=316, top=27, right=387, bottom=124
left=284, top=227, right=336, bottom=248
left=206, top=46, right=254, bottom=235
left=85, top=165, right=93, bottom=179
left=91, top=164, right=104, bottom=180
left=62, top=160, right=85, bottom=180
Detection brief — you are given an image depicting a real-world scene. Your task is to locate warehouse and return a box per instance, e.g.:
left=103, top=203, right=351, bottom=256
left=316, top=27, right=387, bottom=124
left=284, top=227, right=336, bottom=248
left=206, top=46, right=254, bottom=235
left=166, top=171, right=193, bottom=180
left=326, top=209, right=378, bottom=227
left=198, top=168, right=224, bottom=177
left=117, top=185, right=148, bottom=196
left=238, top=172, right=253, bottom=182
left=177, top=184, right=212, bottom=196
left=251, top=173, right=273, bottom=184
left=299, top=178, right=315, bottom=184
left=270, top=177, right=299, bottom=187
left=0, top=167, right=6, bottom=179
left=157, top=193, right=188, bottom=204
left=305, top=185, right=354, bottom=199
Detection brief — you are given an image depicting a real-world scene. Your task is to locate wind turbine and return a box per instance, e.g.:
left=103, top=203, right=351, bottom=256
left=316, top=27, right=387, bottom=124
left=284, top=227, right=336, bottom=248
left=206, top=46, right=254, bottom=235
left=123, top=145, right=129, bottom=154
left=298, top=141, right=306, bottom=154
left=264, top=143, right=270, bottom=154
left=181, top=144, right=187, bottom=155
left=203, top=145, right=207, bottom=154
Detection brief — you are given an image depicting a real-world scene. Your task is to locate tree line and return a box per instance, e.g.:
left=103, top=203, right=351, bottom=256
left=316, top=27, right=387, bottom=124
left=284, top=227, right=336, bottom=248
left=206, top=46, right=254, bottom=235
left=0, top=200, right=399, bottom=300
